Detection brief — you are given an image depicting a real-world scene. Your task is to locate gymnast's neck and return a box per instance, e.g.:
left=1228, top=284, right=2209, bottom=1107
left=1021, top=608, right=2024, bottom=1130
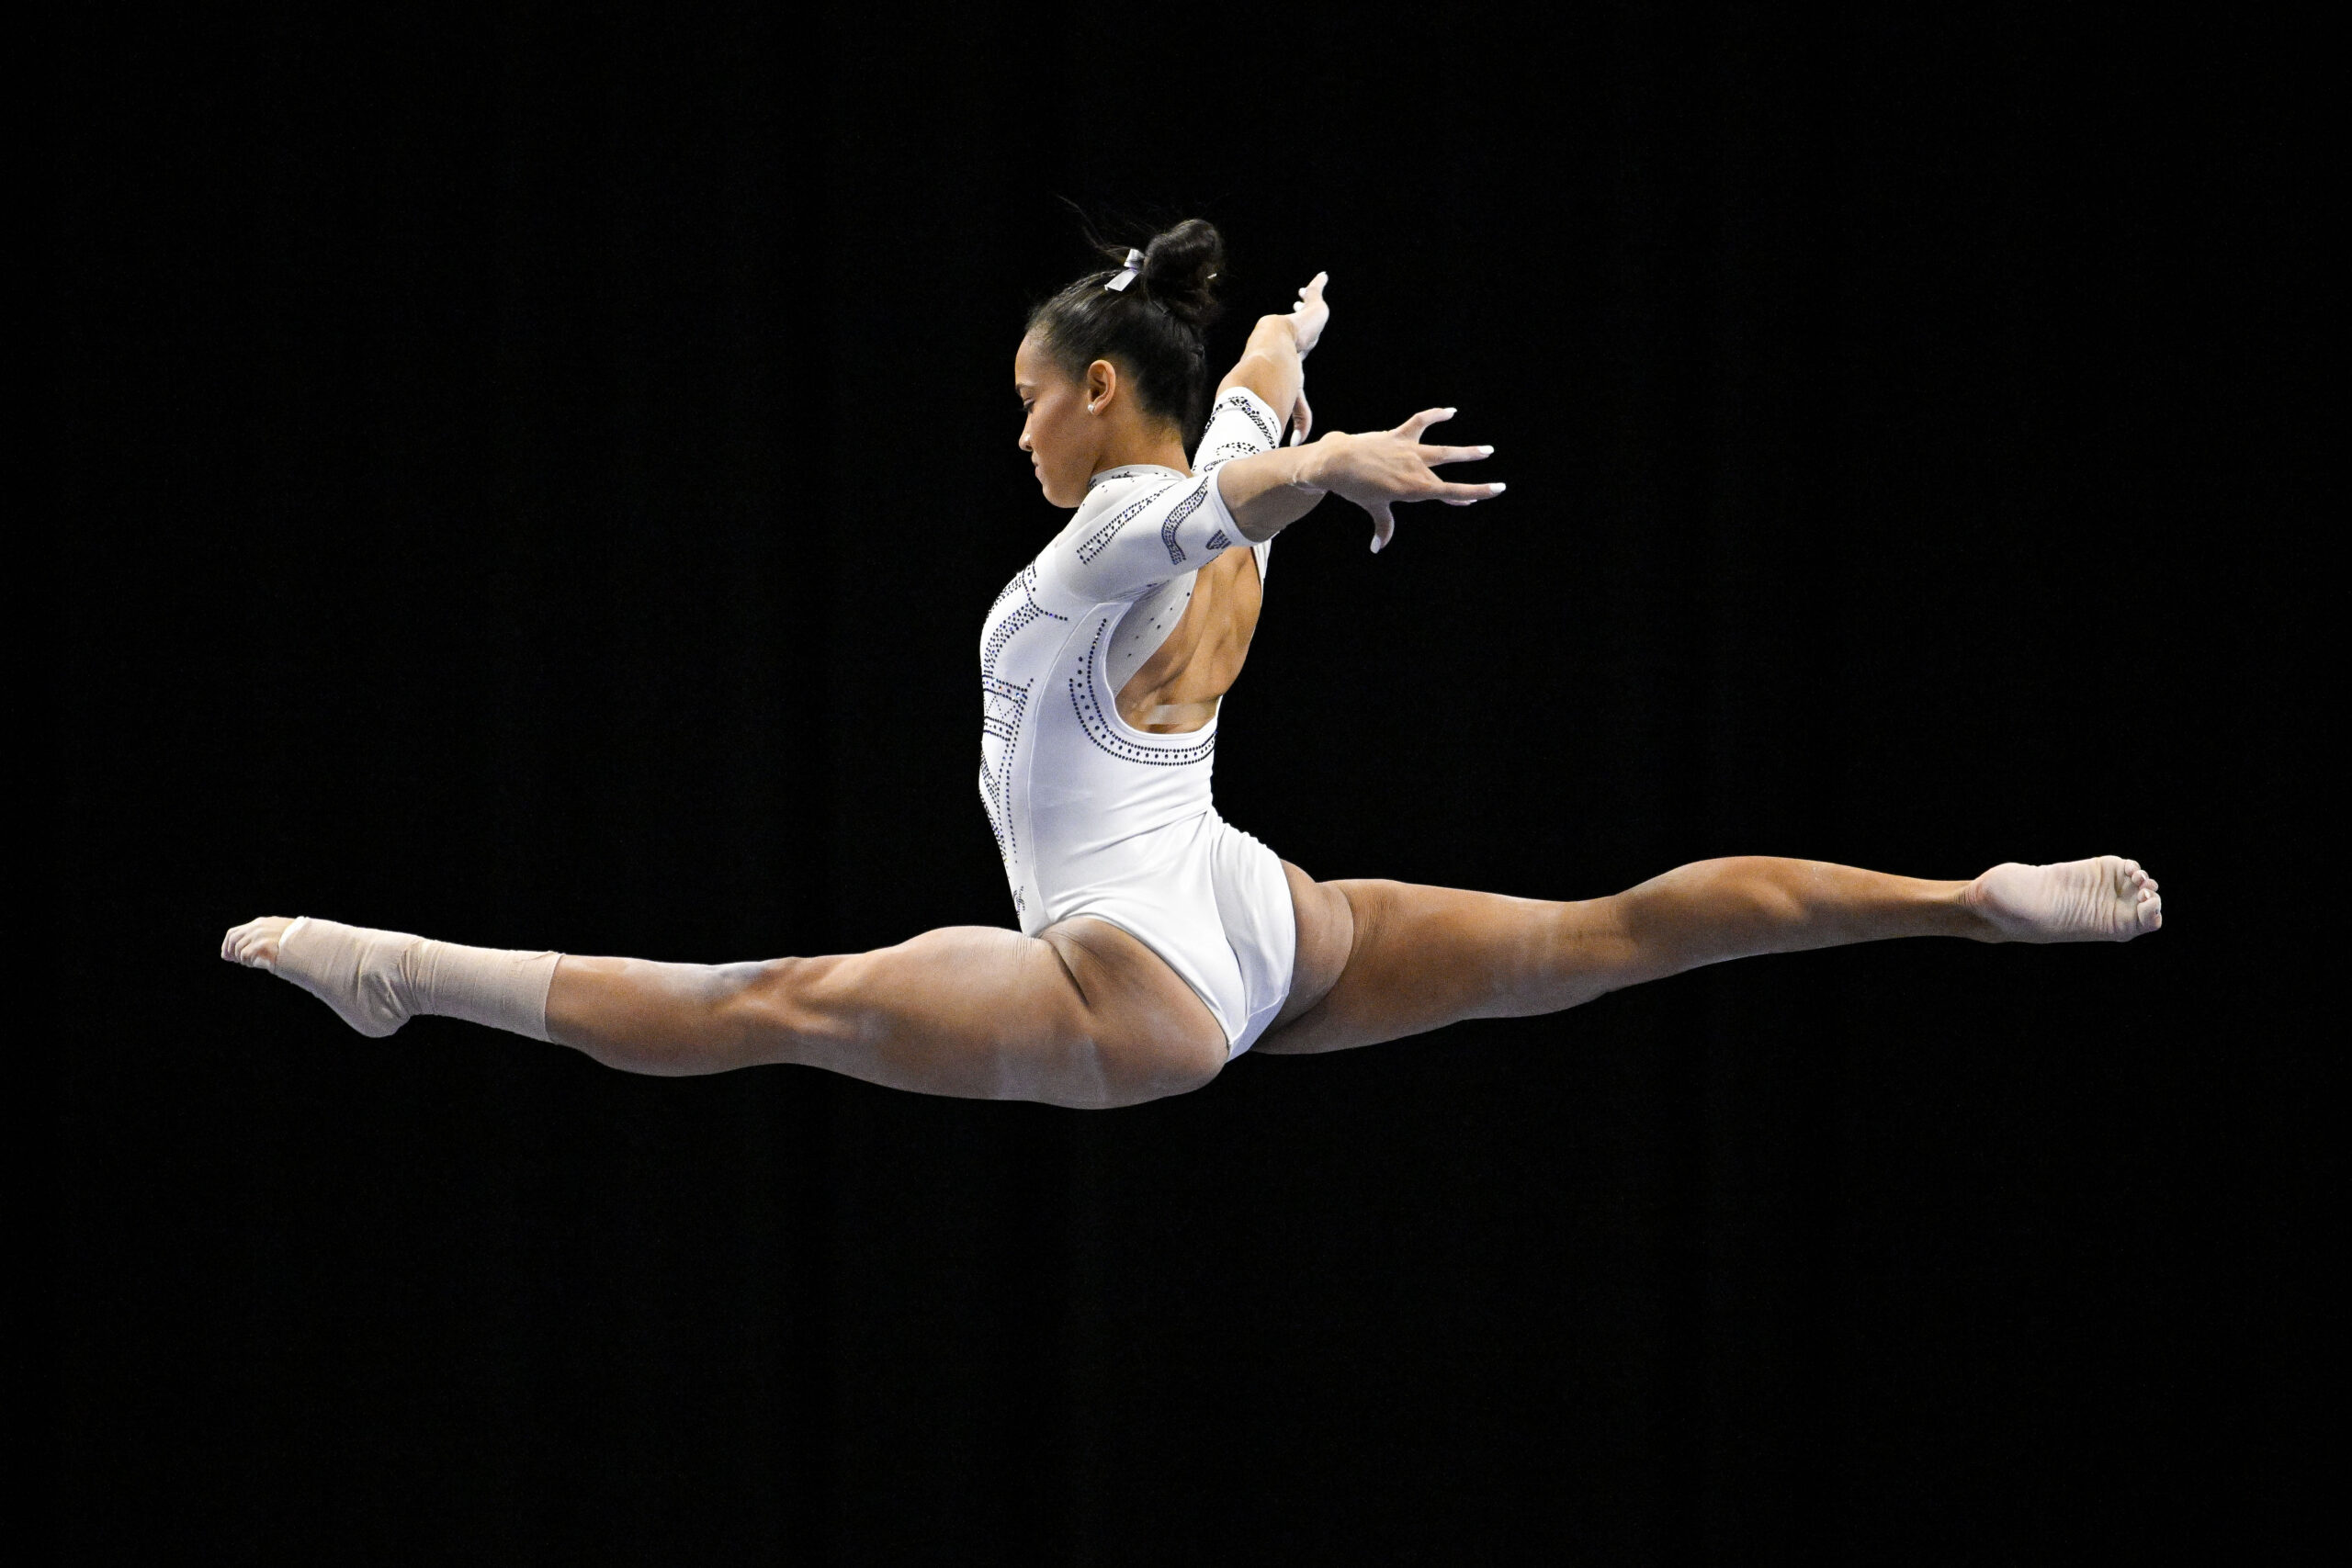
left=1088, top=418, right=1193, bottom=486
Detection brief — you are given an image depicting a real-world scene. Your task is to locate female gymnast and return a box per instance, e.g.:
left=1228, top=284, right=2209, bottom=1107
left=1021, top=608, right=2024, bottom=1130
left=223, top=220, right=2162, bottom=1109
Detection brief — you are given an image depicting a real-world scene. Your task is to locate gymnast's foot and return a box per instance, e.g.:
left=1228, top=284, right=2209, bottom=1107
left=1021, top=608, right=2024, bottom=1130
left=221, top=914, right=417, bottom=1036
left=224, top=913, right=376, bottom=1032
left=222, top=916, right=559, bottom=1040
left=221, top=915, right=298, bottom=970
left=1964, top=856, right=2163, bottom=942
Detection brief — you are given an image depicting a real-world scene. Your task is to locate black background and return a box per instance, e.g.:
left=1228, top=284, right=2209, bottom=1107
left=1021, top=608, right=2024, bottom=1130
left=58, top=5, right=2324, bottom=1562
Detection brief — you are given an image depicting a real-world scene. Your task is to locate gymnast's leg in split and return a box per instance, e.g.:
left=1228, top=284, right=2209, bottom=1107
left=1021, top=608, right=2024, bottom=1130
left=1252, top=853, right=2161, bottom=1055
left=220, top=912, right=1236, bottom=1110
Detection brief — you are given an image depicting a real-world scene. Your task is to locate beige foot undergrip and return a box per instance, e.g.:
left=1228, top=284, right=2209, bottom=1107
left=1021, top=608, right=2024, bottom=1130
left=273, top=917, right=561, bottom=1040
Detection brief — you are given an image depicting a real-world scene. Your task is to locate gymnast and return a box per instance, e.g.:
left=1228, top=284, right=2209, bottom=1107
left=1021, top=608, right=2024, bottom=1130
left=222, top=219, right=2162, bottom=1109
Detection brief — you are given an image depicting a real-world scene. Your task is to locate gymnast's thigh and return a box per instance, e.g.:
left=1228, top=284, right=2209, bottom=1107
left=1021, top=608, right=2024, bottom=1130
left=762, top=918, right=1228, bottom=1104
left=1253, top=875, right=1628, bottom=1056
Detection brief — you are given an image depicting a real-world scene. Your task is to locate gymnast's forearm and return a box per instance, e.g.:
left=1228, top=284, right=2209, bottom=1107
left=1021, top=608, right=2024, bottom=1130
left=1218, top=442, right=1329, bottom=540
left=1216, top=313, right=1304, bottom=420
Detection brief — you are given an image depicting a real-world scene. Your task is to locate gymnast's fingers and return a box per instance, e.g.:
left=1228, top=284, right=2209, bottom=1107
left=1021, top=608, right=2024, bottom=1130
left=1394, top=407, right=1455, bottom=441
left=1368, top=501, right=1396, bottom=554
left=1434, top=479, right=1508, bottom=506
left=1420, top=443, right=1494, bottom=466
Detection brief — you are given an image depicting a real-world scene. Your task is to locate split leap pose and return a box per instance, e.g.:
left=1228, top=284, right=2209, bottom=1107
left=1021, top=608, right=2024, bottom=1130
left=224, top=220, right=2162, bottom=1108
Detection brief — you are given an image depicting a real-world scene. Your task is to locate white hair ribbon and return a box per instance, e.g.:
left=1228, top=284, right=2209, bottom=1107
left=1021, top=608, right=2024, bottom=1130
left=1104, top=248, right=1145, bottom=292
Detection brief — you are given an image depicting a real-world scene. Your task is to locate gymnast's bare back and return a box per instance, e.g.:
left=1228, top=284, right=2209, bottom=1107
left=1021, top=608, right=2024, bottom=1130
left=224, top=234, right=2161, bottom=1107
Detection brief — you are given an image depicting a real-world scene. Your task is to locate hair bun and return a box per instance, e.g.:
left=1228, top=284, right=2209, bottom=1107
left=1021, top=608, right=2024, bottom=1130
left=1122, top=219, right=1225, bottom=330
left=1035, top=215, right=1226, bottom=442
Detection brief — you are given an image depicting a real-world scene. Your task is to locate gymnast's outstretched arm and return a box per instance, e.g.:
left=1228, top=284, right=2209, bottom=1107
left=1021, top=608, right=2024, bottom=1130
left=1215, top=270, right=1322, bottom=441
left=1209, top=275, right=1507, bottom=550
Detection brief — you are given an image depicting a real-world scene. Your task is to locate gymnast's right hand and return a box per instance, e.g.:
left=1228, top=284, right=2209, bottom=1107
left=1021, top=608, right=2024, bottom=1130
left=1299, top=408, right=1505, bottom=553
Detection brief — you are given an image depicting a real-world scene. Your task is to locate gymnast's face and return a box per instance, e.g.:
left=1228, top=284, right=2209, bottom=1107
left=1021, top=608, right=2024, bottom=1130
left=1015, top=332, right=1114, bottom=510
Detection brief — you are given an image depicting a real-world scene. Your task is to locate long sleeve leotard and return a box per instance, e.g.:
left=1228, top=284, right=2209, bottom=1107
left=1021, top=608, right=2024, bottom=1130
left=974, top=388, right=1296, bottom=1051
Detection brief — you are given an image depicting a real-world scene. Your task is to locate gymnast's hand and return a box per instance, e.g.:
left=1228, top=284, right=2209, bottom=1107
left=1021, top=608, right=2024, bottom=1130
left=1298, top=408, right=1503, bottom=553
left=1288, top=271, right=1330, bottom=357
left=1285, top=271, right=1329, bottom=443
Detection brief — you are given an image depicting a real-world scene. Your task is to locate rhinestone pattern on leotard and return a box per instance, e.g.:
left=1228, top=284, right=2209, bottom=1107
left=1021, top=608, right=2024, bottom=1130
left=1077, top=480, right=1179, bottom=564
left=1216, top=390, right=1280, bottom=450
left=1069, top=618, right=1219, bottom=767
left=978, top=566, right=1068, bottom=879
left=1157, top=479, right=1212, bottom=566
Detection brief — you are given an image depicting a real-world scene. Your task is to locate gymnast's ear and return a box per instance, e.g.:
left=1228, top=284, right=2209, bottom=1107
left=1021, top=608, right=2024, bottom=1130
left=1085, top=358, right=1120, bottom=416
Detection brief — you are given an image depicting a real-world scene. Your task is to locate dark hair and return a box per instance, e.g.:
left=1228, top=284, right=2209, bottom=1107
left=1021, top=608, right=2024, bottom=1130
left=1026, top=218, right=1227, bottom=442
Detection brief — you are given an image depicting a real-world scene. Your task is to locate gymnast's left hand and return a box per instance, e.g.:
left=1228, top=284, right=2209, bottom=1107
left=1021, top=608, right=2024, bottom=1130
left=1285, top=272, right=1329, bottom=443
left=1297, top=408, right=1503, bottom=553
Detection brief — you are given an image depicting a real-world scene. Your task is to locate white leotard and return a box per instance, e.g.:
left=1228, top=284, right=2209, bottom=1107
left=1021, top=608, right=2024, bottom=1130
left=978, top=388, right=1295, bottom=1055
